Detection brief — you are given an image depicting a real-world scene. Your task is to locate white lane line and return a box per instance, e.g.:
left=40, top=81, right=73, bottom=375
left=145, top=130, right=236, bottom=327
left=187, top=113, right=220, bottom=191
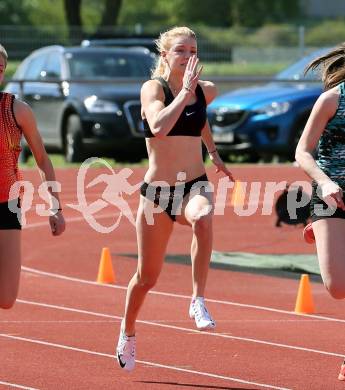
left=0, top=381, right=39, bottom=390
left=22, top=266, right=345, bottom=324
left=0, top=319, right=330, bottom=324
left=0, top=333, right=290, bottom=390
left=0, top=320, right=116, bottom=324
left=24, top=212, right=123, bottom=229
left=17, top=299, right=345, bottom=358
left=24, top=197, right=138, bottom=229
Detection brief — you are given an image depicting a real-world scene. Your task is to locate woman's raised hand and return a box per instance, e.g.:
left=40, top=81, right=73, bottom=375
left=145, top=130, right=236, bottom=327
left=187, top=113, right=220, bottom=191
left=183, top=55, right=203, bottom=95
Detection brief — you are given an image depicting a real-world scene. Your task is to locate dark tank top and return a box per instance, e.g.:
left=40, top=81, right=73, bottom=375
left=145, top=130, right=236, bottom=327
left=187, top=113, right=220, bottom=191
left=317, top=82, right=345, bottom=188
left=0, top=92, right=22, bottom=202
left=143, top=77, right=207, bottom=138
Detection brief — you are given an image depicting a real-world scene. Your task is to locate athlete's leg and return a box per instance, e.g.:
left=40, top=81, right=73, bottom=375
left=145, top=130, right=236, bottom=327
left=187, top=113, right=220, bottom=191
left=177, top=186, right=213, bottom=297
left=313, top=218, right=345, bottom=299
left=122, top=195, right=174, bottom=336
left=0, top=230, right=21, bottom=309
left=177, top=186, right=215, bottom=329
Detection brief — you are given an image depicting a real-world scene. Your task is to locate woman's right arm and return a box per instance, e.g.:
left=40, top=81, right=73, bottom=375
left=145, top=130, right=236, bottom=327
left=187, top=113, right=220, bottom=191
left=14, top=99, right=66, bottom=235
left=141, top=79, right=193, bottom=138
left=295, top=89, right=345, bottom=209
left=295, top=90, right=337, bottom=184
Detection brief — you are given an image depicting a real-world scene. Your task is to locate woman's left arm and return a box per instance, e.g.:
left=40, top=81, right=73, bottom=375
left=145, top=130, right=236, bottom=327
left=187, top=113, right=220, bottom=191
left=14, top=99, right=66, bottom=235
left=200, top=81, right=234, bottom=180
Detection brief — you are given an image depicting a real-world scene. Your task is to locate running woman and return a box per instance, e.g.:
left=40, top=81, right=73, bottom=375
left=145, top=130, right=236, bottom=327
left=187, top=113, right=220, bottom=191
left=116, top=26, right=233, bottom=371
left=295, top=42, right=345, bottom=381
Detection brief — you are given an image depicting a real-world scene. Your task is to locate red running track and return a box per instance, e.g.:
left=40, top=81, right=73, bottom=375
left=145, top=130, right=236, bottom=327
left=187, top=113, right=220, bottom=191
left=1, top=165, right=344, bottom=389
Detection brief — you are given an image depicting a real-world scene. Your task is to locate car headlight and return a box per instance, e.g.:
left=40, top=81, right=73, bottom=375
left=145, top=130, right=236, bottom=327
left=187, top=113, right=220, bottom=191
left=84, top=95, right=120, bottom=113
left=255, top=101, right=291, bottom=117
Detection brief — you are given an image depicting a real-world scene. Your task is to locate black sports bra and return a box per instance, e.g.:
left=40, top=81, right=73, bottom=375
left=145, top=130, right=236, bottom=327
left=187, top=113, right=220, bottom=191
left=142, top=77, right=207, bottom=138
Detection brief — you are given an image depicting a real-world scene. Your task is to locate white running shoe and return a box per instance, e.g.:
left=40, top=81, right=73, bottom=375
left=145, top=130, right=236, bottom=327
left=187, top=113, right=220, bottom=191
left=189, top=296, right=216, bottom=330
left=116, top=329, right=136, bottom=372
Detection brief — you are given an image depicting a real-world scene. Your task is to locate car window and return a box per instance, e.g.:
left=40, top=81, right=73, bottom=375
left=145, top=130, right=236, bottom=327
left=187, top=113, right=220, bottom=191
left=23, top=54, right=48, bottom=80
left=45, top=53, right=62, bottom=78
left=65, top=51, right=153, bottom=79
left=275, top=48, right=330, bottom=81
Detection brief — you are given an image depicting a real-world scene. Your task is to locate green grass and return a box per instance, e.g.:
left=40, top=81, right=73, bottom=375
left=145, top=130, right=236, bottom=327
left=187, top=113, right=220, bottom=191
left=4, top=61, right=20, bottom=80
left=20, top=153, right=219, bottom=169
left=20, top=153, right=149, bottom=169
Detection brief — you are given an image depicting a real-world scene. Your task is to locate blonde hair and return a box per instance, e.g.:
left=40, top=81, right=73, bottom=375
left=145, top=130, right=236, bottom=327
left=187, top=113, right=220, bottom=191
left=305, top=42, right=345, bottom=90
left=0, top=44, right=8, bottom=66
left=151, top=26, right=197, bottom=78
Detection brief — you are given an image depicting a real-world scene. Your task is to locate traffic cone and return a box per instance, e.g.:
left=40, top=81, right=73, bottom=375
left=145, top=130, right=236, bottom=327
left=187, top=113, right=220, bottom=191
left=230, top=181, right=246, bottom=206
left=294, top=274, right=315, bottom=314
left=97, top=247, right=115, bottom=284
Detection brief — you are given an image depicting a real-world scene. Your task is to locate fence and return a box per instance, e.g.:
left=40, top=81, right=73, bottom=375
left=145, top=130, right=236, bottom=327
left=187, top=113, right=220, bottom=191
left=0, top=24, right=314, bottom=64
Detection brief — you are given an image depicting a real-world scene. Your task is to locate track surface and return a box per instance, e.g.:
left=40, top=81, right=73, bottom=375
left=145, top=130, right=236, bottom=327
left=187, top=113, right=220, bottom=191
left=1, top=165, right=344, bottom=390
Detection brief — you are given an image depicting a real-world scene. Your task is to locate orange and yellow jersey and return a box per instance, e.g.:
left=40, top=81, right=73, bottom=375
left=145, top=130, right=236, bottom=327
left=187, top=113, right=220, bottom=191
left=0, top=92, right=22, bottom=202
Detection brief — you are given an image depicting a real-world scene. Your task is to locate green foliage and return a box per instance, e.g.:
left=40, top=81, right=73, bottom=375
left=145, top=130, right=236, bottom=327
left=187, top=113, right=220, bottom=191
left=0, top=0, right=31, bottom=25
left=118, top=0, right=300, bottom=29
left=81, top=0, right=104, bottom=26
left=0, top=0, right=344, bottom=65
left=23, top=0, right=65, bottom=28
left=246, top=24, right=298, bottom=46
left=4, top=61, right=20, bottom=79
left=197, top=26, right=248, bottom=46
left=305, top=20, right=345, bottom=46
left=168, top=0, right=230, bottom=27
left=230, top=0, right=300, bottom=27
left=195, top=24, right=300, bottom=64
left=118, top=0, right=164, bottom=26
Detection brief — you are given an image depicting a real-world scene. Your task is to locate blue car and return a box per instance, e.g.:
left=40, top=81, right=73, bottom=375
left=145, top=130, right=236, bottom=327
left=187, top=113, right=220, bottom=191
left=208, top=48, right=329, bottom=161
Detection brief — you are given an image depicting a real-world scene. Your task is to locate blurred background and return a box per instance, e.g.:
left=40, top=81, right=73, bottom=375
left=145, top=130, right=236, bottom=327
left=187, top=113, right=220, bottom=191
left=1, top=0, right=345, bottom=165
left=2, top=0, right=345, bottom=76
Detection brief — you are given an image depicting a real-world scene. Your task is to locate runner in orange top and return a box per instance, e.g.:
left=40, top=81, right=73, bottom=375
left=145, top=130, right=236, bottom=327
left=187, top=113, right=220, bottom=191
left=0, top=43, right=65, bottom=309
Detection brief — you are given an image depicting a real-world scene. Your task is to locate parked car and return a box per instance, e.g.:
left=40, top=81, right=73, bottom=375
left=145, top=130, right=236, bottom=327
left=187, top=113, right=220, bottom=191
left=5, top=45, right=156, bottom=162
left=207, top=48, right=330, bottom=162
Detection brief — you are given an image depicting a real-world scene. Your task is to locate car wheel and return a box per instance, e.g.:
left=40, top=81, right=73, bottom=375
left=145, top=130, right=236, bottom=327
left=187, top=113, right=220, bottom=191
left=65, top=115, right=84, bottom=163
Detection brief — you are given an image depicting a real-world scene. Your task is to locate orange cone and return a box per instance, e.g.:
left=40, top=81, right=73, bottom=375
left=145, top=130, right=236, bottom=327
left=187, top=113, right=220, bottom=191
left=230, top=181, right=246, bottom=206
left=97, top=247, right=115, bottom=284
left=294, top=274, right=315, bottom=314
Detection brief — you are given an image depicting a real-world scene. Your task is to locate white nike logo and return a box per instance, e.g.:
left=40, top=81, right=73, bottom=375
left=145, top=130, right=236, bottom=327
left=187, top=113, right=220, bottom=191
left=186, top=111, right=195, bottom=116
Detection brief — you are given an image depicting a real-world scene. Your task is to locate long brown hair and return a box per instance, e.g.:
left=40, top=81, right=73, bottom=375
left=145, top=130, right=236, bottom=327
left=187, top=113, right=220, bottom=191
left=151, top=26, right=197, bottom=78
left=305, top=43, right=345, bottom=90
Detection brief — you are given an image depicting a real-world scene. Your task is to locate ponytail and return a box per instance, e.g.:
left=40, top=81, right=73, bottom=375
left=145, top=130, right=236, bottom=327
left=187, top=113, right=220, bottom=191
left=305, top=43, right=345, bottom=90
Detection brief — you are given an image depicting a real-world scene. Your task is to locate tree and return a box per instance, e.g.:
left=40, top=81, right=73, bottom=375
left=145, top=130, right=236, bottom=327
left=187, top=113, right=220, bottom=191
left=63, top=0, right=123, bottom=42
left=230, top=0, right=300, bottom=27
left=0, top=0, right=31, bottom=25
left=169, top=0, right=231, bottom=27
left=64, top=0, right=82, bottom=29
left=98, top=0, right=123, bottom=30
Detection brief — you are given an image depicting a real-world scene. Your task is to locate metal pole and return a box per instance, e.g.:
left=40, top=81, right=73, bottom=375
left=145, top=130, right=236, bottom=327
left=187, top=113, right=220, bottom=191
left=298, top=25, right=305, bottom=58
